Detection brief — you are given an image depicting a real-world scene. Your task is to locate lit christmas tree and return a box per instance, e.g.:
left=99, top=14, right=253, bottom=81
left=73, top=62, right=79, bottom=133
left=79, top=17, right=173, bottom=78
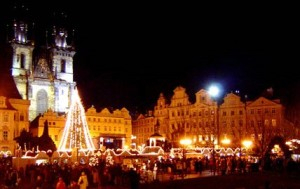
left=58, top=88, right=95, bottom=152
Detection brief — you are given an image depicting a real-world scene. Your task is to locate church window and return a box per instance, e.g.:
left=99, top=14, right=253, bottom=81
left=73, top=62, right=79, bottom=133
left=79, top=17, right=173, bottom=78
left=37, top=89, right=48, bottom=116
left=61, top=59, right=66, bottom=73
left=20, top=54, right=25, bottom=69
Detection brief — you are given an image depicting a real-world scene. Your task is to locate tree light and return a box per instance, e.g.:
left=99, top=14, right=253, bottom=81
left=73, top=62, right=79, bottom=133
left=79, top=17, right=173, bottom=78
left=58, top=88, right=95, bottom=152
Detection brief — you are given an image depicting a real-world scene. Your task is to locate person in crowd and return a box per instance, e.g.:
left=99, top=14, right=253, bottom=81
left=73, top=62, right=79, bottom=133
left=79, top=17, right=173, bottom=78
left=35, top=175, right=44, bottom=189
left=78, top=171, right=88, bottom=189
left=56, top=177, right=67, bottom=189
left=128, top=168, right=140, bottom=189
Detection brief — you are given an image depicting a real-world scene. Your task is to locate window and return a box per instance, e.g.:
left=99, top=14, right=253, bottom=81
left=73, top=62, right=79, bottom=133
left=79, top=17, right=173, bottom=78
left=37, top=89, right=48, bottom=116
left=3, top=131, right=8, bottom=140
left=20, top=113, right=24, bottom=121
left=231, top=111, right=234, bottom=116
left=20, top=54, right=25, bottom=69
left=257, top=109, right=261, bottom=114
left=239, top=110, right=243, bottom=115
left=61, top=59, right=66, bottom=73
left=272, top=109, right=276, bottom=114
left=231, top=120, right=235, bottom=127
left=3, top=113, right=9, bottom=122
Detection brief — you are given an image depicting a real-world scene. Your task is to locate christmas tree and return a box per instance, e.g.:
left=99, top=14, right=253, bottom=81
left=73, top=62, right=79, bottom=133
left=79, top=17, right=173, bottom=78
left=58, top=88, right=95, bottom=152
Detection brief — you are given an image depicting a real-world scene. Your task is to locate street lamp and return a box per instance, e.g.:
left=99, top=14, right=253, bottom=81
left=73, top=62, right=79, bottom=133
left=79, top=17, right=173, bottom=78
left=208, top=84, right=221, bottom=148
left=180, top=138, right=192, bottom=159
left=242, top=139, right=253, bottom=156
left=221, top=136, right=231, bottom=146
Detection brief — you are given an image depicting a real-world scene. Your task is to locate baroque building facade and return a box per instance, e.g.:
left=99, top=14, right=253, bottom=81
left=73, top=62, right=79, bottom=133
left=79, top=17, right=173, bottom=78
left=132, top=86, right=299, bottom=152
left=0, top=95, right=30, bottom=154
left=31, top=106, right=132, bottom=150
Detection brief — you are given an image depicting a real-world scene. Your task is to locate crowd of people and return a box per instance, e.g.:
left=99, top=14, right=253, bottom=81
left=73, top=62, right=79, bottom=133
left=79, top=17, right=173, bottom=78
left=0, top=153, right=298, bottom=189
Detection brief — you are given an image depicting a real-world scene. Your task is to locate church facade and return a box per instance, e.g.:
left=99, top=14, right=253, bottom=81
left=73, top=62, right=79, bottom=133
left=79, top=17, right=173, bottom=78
left=10, top=19, right=76, bottom=121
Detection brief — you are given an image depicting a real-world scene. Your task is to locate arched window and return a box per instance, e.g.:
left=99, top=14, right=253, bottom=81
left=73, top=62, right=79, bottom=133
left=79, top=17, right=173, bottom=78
left=37, top=89, right=48, bottom=115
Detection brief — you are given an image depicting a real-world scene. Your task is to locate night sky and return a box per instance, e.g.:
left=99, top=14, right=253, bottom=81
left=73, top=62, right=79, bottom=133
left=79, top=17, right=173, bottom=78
left=1, top=2, right=299, bottom=114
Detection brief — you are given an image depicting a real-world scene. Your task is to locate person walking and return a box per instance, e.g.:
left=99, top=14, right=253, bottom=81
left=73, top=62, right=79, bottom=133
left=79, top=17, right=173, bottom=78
left=78, top=172, right=88, bottom=189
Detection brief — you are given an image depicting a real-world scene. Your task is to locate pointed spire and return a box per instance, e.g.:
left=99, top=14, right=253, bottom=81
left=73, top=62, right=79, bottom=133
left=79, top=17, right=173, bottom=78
left=42, top=120, right=49, bottom=137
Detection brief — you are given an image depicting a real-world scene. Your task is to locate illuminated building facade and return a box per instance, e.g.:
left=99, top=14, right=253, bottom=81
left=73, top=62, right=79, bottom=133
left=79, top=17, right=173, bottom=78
left=132, top=86, right=299, bottom=150
left=0, top=96, right=30, bottom=154
left=9, top=18, right=76, bottom=121
left=31, top=104, right=132, bottom=150
left=85, top=106, right=132, bottom=150
left=132, top=113, right=155, bottom=148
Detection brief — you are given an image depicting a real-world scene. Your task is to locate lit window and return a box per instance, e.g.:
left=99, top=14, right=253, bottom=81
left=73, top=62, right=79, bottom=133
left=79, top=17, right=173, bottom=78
left=3, top=131, right=8, bottom=140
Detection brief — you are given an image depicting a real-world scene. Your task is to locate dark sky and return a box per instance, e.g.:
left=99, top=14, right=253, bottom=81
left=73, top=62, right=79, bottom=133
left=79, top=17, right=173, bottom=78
left=1, top=1, right=299, bottom=113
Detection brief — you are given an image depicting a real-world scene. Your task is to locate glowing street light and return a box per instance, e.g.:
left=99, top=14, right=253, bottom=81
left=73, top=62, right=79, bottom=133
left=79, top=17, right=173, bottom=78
left=242, top=140, right=253, bottom=149
left=208, top=84, right=221, bottom=147
left=208, top=85, right=220, bottom=98
left=221, top=137, right=231, bottom=146
left=180, top=138, right=192, bottom=159
left=242, top=139, right=253, bottom=157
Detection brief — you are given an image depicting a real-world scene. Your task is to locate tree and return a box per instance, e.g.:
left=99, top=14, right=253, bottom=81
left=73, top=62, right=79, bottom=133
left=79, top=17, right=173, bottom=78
left=14, top=129, right=34, bottom=151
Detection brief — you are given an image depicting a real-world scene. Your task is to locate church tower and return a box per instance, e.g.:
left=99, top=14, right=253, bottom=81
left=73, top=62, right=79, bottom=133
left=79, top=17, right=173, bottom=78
left=9, top=11, right=76, bottom=121
left=11, top=19, right=34, bottom=100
